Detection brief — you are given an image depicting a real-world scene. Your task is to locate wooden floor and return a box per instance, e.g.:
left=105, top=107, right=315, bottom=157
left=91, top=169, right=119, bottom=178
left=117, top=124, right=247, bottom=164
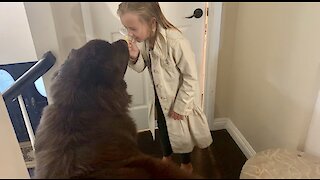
left=28, top=129, right=247, bottom=178
left=137, top=129, right=248, bottom=179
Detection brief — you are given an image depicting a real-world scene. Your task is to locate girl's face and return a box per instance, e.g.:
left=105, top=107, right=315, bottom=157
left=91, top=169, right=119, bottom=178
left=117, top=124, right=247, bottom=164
left=120, top=12, right=153, bottom=43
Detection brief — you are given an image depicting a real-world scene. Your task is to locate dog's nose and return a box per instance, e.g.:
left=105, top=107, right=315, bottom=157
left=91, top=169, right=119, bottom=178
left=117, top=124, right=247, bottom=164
left=119, top=39, right=128, bottom=46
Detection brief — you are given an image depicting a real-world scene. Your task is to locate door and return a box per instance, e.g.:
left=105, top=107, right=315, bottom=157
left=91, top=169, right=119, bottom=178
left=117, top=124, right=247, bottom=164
left=80, top=2, right=208, bottom=131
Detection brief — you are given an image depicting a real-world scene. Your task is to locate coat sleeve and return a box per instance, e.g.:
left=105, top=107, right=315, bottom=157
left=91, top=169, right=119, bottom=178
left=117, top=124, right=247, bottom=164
left=172, top=38, right=198, bottom=116
left=128, top=52, right=147, bottom=73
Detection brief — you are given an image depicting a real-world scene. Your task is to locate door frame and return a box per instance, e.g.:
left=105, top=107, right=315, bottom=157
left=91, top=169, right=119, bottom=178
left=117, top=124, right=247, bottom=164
left=204, top=2, right=223, bottom=130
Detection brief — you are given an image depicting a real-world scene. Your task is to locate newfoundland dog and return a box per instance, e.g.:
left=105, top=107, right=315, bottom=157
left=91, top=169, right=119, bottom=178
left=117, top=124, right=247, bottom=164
left=33, top=39, right=199, bottom=179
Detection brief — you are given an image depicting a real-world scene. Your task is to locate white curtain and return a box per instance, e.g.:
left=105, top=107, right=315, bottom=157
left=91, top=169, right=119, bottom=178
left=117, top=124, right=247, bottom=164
left=305, top=90, right=320, bottom=157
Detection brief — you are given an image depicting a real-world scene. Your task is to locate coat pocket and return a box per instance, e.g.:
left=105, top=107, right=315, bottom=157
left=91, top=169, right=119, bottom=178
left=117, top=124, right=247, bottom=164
left=160, top=58, right=174, bottom=71
left=160, top=59, right=177, bottom=80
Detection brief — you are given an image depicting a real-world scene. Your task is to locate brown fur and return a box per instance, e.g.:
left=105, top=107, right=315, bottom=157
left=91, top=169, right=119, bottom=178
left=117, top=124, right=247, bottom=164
left=33, top=39, right=200, bottom=179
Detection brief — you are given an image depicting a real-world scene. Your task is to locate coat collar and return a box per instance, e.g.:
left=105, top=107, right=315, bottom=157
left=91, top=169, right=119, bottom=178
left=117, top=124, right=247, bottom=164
left=145, top=25, right=168, bottom=60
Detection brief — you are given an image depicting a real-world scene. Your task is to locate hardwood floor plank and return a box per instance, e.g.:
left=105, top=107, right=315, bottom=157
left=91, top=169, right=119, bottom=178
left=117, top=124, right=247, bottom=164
left=137, top=129, right=247, bottom=179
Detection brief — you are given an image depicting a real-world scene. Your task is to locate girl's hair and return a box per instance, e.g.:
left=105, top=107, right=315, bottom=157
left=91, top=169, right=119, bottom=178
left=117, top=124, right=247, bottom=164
left=117, top=2, right=180, bottom=32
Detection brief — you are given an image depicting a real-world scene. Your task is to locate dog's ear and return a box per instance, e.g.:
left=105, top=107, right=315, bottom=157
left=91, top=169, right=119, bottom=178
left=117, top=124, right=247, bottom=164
left=51, top=48, right=78, bottom=81
left=68, top=49, right=77, bottom=58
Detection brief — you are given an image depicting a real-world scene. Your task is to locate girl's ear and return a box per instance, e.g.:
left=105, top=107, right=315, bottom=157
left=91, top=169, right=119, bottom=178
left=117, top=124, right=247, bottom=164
left=151, top=17, right=157, bottom=32
left=151, top=17, right=156, bottom=23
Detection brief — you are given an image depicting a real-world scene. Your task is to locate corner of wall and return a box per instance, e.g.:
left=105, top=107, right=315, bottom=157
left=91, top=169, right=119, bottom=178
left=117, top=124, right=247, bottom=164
left=213, top=117, right=256, bottom=159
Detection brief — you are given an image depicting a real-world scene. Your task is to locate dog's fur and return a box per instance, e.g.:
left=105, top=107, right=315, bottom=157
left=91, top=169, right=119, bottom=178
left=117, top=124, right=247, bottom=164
left=33, top=39, right=199, bottom=179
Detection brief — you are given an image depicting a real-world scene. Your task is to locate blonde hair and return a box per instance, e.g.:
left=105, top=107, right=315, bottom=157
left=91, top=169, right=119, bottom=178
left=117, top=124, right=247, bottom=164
left=117, top=2, right=180, bottom=32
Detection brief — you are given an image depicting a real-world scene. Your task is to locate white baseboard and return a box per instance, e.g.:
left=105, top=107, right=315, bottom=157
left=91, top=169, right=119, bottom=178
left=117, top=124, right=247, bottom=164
left=212, top=118, right=256, bottom=159
left=211, top=117, right=228, bottom=131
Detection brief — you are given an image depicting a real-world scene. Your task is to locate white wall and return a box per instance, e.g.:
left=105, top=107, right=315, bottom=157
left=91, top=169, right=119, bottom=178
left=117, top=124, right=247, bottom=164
left=0, top=94, right=29, bottom=178
left=215, top=3, right=320, bottom=152
left=0, top=2, right=37, bottom=65
left=0, top=3, right=86, bottom=178
left=24, top=2, right=87, bottom=103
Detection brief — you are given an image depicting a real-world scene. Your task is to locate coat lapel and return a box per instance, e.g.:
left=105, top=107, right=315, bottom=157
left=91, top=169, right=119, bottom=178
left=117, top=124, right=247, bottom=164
left=146, top=25, right=168, bottom=61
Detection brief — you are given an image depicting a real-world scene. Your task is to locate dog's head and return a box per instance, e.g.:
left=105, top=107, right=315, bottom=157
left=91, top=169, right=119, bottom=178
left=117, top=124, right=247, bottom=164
left=58, top=39, right=129, bottom=87
left=51, top=39, right=130, bottom=107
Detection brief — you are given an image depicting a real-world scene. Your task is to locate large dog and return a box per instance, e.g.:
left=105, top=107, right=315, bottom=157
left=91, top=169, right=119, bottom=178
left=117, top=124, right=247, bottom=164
left=33, top=39, right=199, bottom=179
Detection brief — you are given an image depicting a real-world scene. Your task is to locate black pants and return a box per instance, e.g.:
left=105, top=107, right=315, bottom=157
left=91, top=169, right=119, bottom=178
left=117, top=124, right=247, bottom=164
left=155, top=93, right=191, bottom=164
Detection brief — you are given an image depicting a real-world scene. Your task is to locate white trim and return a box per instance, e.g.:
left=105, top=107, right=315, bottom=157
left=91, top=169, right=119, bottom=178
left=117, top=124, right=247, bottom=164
left=204, top=2, right=223, bottom=128
left=213, top=118, right=256, bottom=159
left=18, top=95, right=35, bottom=150
left=212, top=117, right=228, bottom=131
left=226, top=119, right=256, bottom=159
left=128, top=104, right=148, bottom=111
left=137, top=127, right=158, bottom=133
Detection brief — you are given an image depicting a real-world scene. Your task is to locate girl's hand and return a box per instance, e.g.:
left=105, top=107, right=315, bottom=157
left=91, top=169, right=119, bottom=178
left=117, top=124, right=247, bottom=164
left=128, top=38, right=140, bottom=62
left=169, top=110, right=184, bottom=120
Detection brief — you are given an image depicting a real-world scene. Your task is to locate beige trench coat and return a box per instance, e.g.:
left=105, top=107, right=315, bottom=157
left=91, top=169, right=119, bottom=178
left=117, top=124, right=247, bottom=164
left=128, top=25, right=213, bottom=153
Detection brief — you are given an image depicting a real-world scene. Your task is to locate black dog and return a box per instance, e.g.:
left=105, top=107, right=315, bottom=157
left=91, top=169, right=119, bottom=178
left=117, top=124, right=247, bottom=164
left=33, top=39, right=199, bottom=179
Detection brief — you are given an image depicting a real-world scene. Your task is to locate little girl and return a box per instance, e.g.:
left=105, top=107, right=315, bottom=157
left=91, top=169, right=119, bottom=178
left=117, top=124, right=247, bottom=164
left=117, top=2, right=213, bottom=173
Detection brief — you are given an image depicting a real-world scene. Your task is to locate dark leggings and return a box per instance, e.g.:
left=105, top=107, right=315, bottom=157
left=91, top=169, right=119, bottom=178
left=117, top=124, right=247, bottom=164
left=155, top=94, right=191, bottom=164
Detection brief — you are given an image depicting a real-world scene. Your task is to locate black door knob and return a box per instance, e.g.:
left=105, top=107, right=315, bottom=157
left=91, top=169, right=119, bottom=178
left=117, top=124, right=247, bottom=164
left=185, top=8, right=203, bottom=19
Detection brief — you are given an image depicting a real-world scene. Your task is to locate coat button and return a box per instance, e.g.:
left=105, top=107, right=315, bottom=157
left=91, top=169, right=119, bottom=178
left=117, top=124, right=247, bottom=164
left=156, top=84, right=161, bottom=88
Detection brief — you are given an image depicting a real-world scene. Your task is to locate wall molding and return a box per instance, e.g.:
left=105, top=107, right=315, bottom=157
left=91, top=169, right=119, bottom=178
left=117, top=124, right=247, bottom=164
left=213, top=118, right=256, bottom=159
left=204, top=2, right=223, bottom=130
